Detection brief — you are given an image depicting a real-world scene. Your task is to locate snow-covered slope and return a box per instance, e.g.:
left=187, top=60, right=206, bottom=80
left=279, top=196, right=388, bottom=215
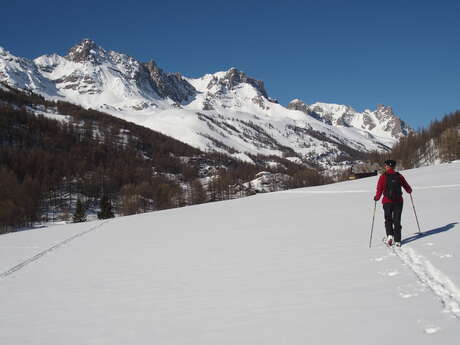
left=1, top=40, right=411, bottom=166
left=0, top=47, right=59, bottom=96
left=1, top=162, right=459, bottom=344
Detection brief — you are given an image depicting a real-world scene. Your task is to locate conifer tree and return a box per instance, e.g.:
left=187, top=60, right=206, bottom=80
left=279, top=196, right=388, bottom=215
left=190, top=179, right=207, bottom=204
left=97, top=194, right=115, bottom=219
left=73, top=199, right=87, bottom=223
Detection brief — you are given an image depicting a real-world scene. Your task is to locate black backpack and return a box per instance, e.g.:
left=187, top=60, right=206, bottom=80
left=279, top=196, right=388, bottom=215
left=385, top=172, right=402, bottom=201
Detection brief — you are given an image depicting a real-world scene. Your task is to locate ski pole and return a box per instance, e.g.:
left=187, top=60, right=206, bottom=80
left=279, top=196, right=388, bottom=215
left=369, top=201, right=377, bottom=248
left=410, top=194, right=422, bottom=234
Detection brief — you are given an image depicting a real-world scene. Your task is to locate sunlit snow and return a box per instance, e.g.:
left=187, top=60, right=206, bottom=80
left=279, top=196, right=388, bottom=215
left=1, top=162, right=459, bottom=344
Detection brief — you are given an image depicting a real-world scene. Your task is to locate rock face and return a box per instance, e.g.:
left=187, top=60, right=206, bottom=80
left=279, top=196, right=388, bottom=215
left=0, top=39, right=412, bottom=168
left=143, top=61, right=196, bottom=104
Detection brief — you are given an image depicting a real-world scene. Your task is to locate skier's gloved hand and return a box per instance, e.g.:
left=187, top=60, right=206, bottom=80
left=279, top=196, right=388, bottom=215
left=373, top=196, right=379, bottom=201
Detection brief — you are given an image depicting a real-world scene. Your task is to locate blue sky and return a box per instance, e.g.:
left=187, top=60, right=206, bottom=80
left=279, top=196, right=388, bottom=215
left=2, top=0, right=459, bottom=128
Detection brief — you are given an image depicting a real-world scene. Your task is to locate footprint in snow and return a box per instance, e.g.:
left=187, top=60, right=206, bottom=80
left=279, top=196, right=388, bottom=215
left=398, top=285, right=419, bottom=299
left=424, top=326, right=441, bottom=334
left=418, top=320, right=441, bottom=335
left=432, top=252, right=453, bottom=259
left=378, top=270, right=399, bottom=277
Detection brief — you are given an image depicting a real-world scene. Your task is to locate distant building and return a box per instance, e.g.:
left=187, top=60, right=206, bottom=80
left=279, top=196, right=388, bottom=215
left=349, top=163, right=381, bottom=180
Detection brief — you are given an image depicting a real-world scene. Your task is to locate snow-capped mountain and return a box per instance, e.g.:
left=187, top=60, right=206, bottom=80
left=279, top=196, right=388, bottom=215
left=32, top=39, right=194, bottom=109
left=0, top=39, right=411, bottom=167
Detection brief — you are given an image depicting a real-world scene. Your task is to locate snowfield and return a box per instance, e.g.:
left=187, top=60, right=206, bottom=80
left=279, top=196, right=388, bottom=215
left=1, top=162, right=459, bottom=344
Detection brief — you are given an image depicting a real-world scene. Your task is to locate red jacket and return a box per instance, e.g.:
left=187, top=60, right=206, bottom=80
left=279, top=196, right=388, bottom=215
left=374, top=168, right=412, bottom=204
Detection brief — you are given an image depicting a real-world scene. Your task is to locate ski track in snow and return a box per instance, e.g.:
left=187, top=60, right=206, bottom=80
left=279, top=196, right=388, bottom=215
left=394, top=246, right=460, bottom=320
left=283, top=183, right=460, bottom=194
left=0, top=221, right=110, bottom=280
left=283, top=190, right=371, bottom=194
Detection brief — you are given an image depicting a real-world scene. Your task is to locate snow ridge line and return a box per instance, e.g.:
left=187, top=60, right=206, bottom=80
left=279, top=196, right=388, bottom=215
left=0, top=221, right=110, bottom=280
left=395, top=247, right=460, bottom=319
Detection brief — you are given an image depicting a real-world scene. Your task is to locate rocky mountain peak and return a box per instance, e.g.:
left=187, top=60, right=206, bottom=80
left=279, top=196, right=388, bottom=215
left=206, top=67, right=269, bottom=99
left=372, top=104, right=410, bottom=137
left=287, top=99, right=308, bottom=112
left=144, top=60, right=162, bottom=79
left=65, top=39, right=107, bottom=64
left=225, top=68, right=268, bottom=98
left=0, top=46, right=9, bottom=56
left=375, top=104, right=395, bottom=118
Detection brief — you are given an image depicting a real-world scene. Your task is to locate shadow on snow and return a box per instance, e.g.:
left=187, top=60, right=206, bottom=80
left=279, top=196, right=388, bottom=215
left=402, top=222, right=458, bottom=245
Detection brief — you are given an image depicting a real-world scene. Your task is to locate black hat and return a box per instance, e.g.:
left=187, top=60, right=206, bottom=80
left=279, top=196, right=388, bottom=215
left=384, top=159, right=396, bottom=168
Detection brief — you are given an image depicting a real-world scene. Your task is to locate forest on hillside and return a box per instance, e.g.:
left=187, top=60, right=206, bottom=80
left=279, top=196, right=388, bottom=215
left=0, top=86, right=327, bottom=233
left=367, top=110, right=460, bottom=168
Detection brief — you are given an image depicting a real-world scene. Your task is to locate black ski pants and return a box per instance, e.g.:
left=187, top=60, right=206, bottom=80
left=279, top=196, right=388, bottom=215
left=383, top=202, right=403, bottom=243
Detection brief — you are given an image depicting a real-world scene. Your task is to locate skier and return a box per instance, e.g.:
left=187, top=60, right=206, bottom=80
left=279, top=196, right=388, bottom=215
left=373, top=159, right=412, bottom=247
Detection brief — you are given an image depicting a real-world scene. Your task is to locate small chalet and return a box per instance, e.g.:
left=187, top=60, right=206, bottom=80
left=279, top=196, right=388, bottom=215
left=349, top=163, right=381, bottom=180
